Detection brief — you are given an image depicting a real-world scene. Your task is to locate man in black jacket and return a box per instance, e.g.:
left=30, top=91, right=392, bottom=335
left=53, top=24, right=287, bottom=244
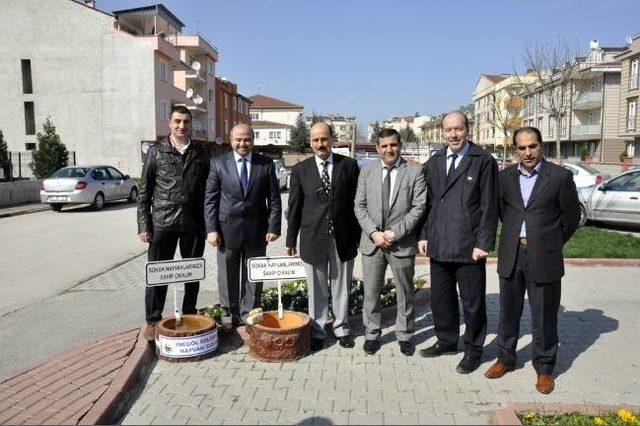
left=484, top=127, right=579, bottom=394
left=286, top=122, right=360, bottom=351
left=418, top=111, right=499, bottom=374
left=137, top=105, right=211, bottom=341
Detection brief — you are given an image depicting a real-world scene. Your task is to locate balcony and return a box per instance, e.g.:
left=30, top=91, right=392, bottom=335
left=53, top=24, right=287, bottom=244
left=571, top=124, right=601, bottom=140
left=572, top=91, right=602, bottom=110
left=629, top=73, right=639, bottom=91
left=627, top=117, right=637, bottom=132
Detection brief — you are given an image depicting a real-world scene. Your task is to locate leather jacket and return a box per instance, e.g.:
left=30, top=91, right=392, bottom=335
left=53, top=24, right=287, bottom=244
left=137, top=138, right=210, bottom=235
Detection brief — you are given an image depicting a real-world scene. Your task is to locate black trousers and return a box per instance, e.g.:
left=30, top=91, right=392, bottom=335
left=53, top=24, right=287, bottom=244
left=145, top=230, right=205, bottom=323
left=498, top=245, right=561, bottom=374
left=430, top=259, right=487, bottom=359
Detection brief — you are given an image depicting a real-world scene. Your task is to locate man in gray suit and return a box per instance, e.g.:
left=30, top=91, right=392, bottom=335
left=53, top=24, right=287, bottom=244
left=204, top=124, right=282, bottom=327
left=354, top=128, right=427, bottom=356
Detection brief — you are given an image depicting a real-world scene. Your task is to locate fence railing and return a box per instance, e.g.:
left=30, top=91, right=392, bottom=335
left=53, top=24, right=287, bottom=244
left=3, top=151, right=76, bottom=180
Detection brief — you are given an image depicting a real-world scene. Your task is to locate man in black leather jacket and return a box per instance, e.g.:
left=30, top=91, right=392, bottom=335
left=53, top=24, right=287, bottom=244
left=137, top=105, right=210, bottom=340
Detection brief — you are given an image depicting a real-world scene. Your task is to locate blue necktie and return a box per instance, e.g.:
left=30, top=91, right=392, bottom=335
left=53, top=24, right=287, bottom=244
left=447, top=153, right=458, bottom=183
left=240, top=158, right=248, bottom=194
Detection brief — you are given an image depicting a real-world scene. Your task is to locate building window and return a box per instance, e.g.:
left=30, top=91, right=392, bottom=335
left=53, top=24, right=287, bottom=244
left=560, top=116, right=567, bottom=137
left=208, top=89, right=214, bottom=102
left=254, top=131, right=260, bottom=139
left=224, top=94, right=228, bottom=109
left=224, top=119, right=229, bottom=134
left=158, top=59, right=168, bottom=82
left=25, top=143, right=36, bottom=151
left=627, top=98, right=637, bottom=131
left=548, top=116, right=555, bottom=138
left=209, top=118, right=214, bottom=131
left=250, top=113, right=258, bottom=120
left=537, top=117, right=543, bottom=130
left=24, top=102, right=35, bottom=135
left=208, top=60, right=215, bottom=76
left=269, top=131, right=281, bottom=139
left=160, top=101, right=169, bottom=121
left=21, top=59, right=33, bottom=94
left=630, top=59, right=639, bottom=91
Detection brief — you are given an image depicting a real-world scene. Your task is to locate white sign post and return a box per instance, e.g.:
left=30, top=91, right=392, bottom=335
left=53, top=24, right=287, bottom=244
left=247, top=256, right=306, bottom=319
left=146, top=258, right=206, bottom=324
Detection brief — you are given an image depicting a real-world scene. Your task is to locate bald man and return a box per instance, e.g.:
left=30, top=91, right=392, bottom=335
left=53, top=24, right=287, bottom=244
left=204, top=124, right=282, bottom=327
left=286, top=122, right=360, bottom=351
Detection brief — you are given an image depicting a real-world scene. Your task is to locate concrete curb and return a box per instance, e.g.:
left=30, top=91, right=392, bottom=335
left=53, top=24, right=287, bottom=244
left=415, top=256, right=640, bottom=266
left=78, top=327, right=155, bottom=425
left=493, top=402, right=640, bottom=425
left=0, top=204, right=50, bottom=218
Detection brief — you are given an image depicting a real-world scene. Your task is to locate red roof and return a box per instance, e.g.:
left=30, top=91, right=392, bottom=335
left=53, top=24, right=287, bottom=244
left=249, top=94, right=303, bottom=109
left=251, top=120, right=293, bottom=128
left=483, top=74, right=508, bottom=83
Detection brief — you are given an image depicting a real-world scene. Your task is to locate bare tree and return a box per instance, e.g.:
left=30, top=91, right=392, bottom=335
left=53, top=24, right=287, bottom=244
left=485, top=79, right=526, bottom=162
left=513, top=39, right=581, bottom=163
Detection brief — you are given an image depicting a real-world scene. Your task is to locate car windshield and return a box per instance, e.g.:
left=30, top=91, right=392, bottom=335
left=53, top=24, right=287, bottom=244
left=52, top=167, right=89, bottom=178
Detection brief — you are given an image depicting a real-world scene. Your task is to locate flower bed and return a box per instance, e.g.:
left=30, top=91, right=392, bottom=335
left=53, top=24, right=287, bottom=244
left=519, top=408, right=639, bottom=425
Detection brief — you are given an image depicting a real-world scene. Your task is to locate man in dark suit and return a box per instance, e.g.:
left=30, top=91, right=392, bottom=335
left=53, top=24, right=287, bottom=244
left=138, top=105, right=210, bottom=341
left=354, top=128, right=426, bottom=356
left=204, top=124, right=281, bottom=327
left=286, top=122, right=360, bottom=351
left=418, top=111, right=499, bottom=374
left=484, top=127, right=579, bottom=394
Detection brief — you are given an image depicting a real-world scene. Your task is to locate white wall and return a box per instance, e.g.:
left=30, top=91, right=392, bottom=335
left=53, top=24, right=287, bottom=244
left=253, top=127, right=291, bottom=146
left=251, top=109, right=301, bottom=126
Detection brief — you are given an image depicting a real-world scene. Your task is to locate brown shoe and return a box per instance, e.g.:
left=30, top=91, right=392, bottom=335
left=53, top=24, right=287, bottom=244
left=484, top=361, right=514, bottom=379
left=143, top=322, right=157, bottom=341
left=536, top=374, right=555, bottom=394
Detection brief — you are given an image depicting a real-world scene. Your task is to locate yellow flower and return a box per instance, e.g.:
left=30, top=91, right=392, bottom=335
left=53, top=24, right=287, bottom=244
left=618, top=409, right=639, bottom=424
left=522, top=412, right=536, bottom=420
left=593, top=416, right=606, bottom=425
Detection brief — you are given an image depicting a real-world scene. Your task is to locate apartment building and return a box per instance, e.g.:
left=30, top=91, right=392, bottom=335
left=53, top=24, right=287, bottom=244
left=304, top=114, right=356, bottom=142
left=0, top=0, right=219, bottom=177
left=215, top=77, right=251, bottom=144
left=617, top=35, right=640, bottom=161
left=379, top=114, right=432, bottom=138
left=521, top=40, right=626, bottom=162
left=249, top=94, right=303, bottom=146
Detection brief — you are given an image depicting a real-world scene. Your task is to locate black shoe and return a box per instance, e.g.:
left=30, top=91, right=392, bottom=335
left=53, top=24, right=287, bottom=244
left=310, top=338, right=325, bottom=352
left=338, top=335, right=354, bottom=348
left=419, top=341, right=457, bottom=358
left=363, top=340, right=381, bottom=355
left=456, top=356, right=482, bottom=374
left=399, top=341, right=415, bottom=356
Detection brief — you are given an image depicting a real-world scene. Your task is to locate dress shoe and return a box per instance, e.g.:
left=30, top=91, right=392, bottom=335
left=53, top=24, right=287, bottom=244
left=484, top=361, right=515, bottom=379
left=399, top=341, right=415, bottom=356
left=419, top=341, right=457, bottom=358
left=338, top=335, right=354, bottom=348
left=310, top=338, right=325, bottom=352
left=363, top=340, right=381, bottom=355
left=143, top=322, right=156, bottom=341
left=536, top=374, right=555, bottom=394
left=456, top=356, right=482, bottom=374
left=232, top=316, right=244, bottom=326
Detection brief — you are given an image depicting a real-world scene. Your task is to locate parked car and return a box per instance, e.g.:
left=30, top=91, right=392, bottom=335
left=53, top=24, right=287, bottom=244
left=577, top=169, right=640, bottom=226
left=40, top=165, right=138, bottom=211
left=562, top=163, right=608, bottom=188
left=272, top=159, right=289, bottom=190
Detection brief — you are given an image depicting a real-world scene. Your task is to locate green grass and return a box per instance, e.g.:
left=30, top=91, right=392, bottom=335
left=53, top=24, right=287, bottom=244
left=490, top=224, right=640, bottom=258
left=519, top=409, right=639, bottom=425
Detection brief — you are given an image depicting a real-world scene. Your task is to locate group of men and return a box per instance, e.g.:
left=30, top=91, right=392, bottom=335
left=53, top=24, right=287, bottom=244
left=138, top=105, right=580, bottom=395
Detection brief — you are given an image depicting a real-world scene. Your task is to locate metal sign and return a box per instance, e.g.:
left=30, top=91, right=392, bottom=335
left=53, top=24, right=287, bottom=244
left=146, top=258, right=206, bottom=287
left=247, top=256, right=306, bottom=282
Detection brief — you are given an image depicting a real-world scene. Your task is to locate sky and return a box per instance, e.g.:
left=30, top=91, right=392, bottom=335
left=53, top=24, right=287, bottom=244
left=99, top=0, right=639, bottom=136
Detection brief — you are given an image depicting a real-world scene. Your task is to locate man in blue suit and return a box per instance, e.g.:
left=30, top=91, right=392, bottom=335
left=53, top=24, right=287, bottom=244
left=204, top=124, right=282, bottom=327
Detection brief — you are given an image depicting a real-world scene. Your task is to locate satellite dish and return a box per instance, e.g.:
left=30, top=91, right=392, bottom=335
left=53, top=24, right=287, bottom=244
left=186, top=88, right=194, bottom=99
left=191, top=60, right=201, bottom=71
left=193, top=120, right=203, bottom=131
left=192, top=94, right=203, bottom=105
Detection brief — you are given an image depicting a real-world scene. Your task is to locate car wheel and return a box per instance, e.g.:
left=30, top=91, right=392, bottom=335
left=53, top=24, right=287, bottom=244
left=50, top=203, right=63, bottom=212
left=92, top=192, right=105, bottom=210
left=128, top=187, right=138, bottom=203
left=579, top=204, right=588, bottom=227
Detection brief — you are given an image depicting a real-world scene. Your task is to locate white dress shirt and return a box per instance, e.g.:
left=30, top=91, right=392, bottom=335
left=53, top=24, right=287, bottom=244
left=445, top=141, right=470, bottom=174
left=315, top=154, right=333, bottom=183
left=170, top=136, right=191, bottom=155
left=381, top=157, right=402, bottom=206
left=233, top=151, right=252, bottom=180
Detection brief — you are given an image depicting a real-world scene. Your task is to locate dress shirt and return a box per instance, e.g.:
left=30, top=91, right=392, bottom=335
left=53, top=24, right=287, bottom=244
left=381, top=157, right=402, bottom=206
left=518, top=159, right=543, bottom=238
left=234, top=151, right=252, bottom=180
left=446, top=141, right=470, bottom=174
left=170, top=136, right=191, bottom=155
left=315, top=154, right=334, bottom=183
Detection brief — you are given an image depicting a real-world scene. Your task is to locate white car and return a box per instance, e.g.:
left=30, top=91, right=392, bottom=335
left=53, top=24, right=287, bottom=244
left=272, top=159, right=289, bottom=190
left=562, top=163, right=607, bottom=188
left=577, top=169, right=640, bottom=226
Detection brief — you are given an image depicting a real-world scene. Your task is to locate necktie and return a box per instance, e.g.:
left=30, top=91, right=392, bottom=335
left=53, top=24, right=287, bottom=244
left=321, top=161, right=334, bottom=235
left=382, top=165, right=394, bottom=229
left=240, top=158, right=248, bottom=194
left=446, top=153, right=458, bottom=183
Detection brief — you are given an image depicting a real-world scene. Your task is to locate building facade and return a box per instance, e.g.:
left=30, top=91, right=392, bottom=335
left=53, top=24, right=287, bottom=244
left=617, top=35, right=640, bottom=161
left=0, top=0, right=219, bottom=177
left=252, top=121, right=293, bottom=146
left=304, top=114, right=356, bottom=142
left=214, top=77, right=251, bottom=144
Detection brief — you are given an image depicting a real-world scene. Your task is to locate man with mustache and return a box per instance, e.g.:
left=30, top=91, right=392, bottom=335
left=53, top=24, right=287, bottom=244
left=354, top=128, right=426, bottom=356
left=204, top=124, right=282, bottom=328
left=484, top=127, right=579, bottom=394
left=418, top=111, right=499, bottom=374
left=286, top=122, right=360, bottom=351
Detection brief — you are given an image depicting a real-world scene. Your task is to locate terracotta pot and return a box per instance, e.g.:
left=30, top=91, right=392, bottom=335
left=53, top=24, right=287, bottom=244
left=155, top=314, right=218, bottom=362
left=247, top=311, right=310, bottom=362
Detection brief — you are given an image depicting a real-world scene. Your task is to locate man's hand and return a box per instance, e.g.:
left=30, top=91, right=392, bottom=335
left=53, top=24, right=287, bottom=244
left=418, top=240, right=427, bottom=256
left=286, top=246, right=297, bottom=256
left=371, top=231, right=392, bottom=248
left=139, top=232, right=151, bottom=243
left=207, top=232, right=221, bottom=247
left=266, top=233, right=279, bottom=243
left=383, top=230, right=395, bottom=243
left=472, top=247, right=488, bottom=261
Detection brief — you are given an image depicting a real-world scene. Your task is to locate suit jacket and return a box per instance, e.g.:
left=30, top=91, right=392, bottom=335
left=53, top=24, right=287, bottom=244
left=286, top=154, right=360, bottom=265
left=420, top=141, right=499, bottom=263
left=204, top=151, right=281, bottom=250
left=497, top=160, right=580, bottom=282
left=354, top=158, right=427, bottom=257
